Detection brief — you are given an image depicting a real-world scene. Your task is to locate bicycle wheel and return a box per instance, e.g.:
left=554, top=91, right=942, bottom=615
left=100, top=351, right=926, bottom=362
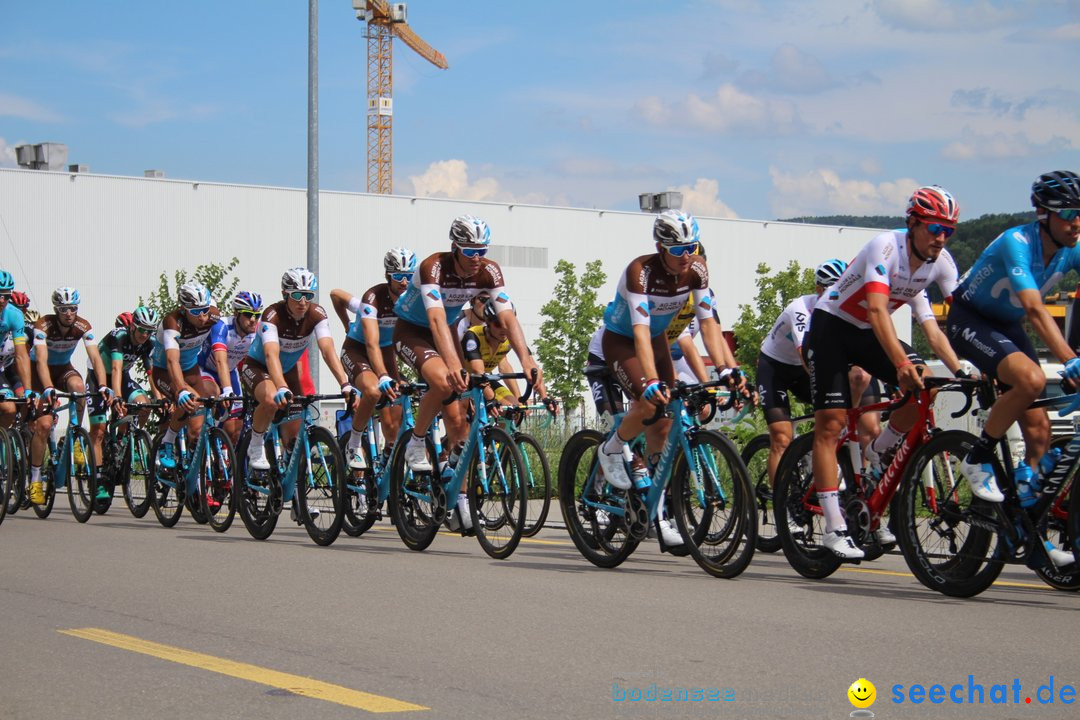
left=295, top=426, right=345, bottom=546
left=467, top=426, right=527, bottom=559
left=201, top=427, right=237, bottom=533
left=514, top=431, right=551, bottom=538
left=1037, top=440, right=1079, bottom=591
left=67, top=426, right=97, bottom=524
left=772, top=433, right=843, bottom=579
left=33, top=438, right=57, bottom=519
left=121, top=429, right=153, bottom=518
left=671, top=430, right=757, bottom=579
left=0, top=427, right=13, bottom=526
left=6, top=426, right=27, bottom=515
left=557, top=429, right=640, bottom=568
left=388, top=435, right=440, bottom=551
left=148, top=432, right=185, bottom=528
left=741, top=433, right=780, bottom=553
left=340, top=436, right=378, bottom=537
left=235, top=433, right=281, bottom=540
left=894, top=429, right=1005, bottom=598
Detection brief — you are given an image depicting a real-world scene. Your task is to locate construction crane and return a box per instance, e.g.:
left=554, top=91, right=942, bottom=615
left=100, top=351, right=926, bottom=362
left=353, top=1, right=448, bottom=194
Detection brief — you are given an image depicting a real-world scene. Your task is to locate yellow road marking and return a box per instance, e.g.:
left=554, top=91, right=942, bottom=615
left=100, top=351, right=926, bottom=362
left=59, top=628, right=428, bottom=713
left=839, top=565, right=1049, bottom=589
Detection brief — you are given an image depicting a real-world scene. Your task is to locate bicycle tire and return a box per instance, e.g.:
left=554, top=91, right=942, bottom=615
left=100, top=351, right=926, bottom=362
left=67, top=426, right=97, bottom=524
left=236, top=433, right=280, bottom=540
left=0, top=427, right=12, bottom=526
left=671, top=429, right=758, bottom=579
left=201, top=427, right=237, bottom=533
left=388, top=435, right=440, bottom=551
left=469, top=425, right=527, bottom=559
left=33, top=437, right=57, bottom=519
left=295, top=426, right=345, bottom=546
left=148, top=431, right=185, bottom=528
left=340, top=435, right=378, bottom=537
left=772, top=433, right=844, bottom=579
left=894, top=429, right=1005, bottom=598
left=557, top=429, right=640, bottom=568
left=122, top=429, right=153, bottom=518
left=514, top=431, right=551, bottom=538
left=6, top=426, right=27, bottom=515
left=741, top=433, right=781, bottom=553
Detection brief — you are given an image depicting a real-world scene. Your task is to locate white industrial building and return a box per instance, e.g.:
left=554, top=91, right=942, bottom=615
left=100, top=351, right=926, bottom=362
left=0, top=167, right=899, bottom=397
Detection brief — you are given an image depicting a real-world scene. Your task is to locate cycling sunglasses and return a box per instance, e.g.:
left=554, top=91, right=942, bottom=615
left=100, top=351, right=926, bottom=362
left=56, top=304, right=79, bottom=313
left=237, top=310, right=262, bottom=320
left=186, top=306, right=211, bottom=316
left=456, top=245, right=488, bottom=258
left=924, top=223, right=955, bottom=239
left=663, top=243, right=699, bottom=257
left=288, top=290, right=316, bottom=302
left=389, top=272, right=414, bottom=282
left=1053, top=208, right=1080, bottom=221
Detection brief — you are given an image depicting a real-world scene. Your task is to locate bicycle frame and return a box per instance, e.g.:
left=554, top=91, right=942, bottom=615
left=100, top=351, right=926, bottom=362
left=49, top=396, right=88, bottom=491
left=350, top=387, right=419, bottom=507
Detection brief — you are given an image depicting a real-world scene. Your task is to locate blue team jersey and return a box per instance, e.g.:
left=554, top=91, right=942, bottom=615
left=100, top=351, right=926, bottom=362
left=955, top=221, right=1080, bottom=323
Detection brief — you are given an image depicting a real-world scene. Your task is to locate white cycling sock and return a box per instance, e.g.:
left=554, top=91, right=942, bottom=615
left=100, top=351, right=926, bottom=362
left=30, top=465, right=41, bottom=484
left=249, top=430, right=264, bottom=451
left=348, top=429, right=364, bottom=450
left=819, top=490, right=846, bottom=534
left=602, top=433, right=626, bottom=457
left=163, top=427, right=178, bottom=444
left=871, top=424, right=904, bottom=457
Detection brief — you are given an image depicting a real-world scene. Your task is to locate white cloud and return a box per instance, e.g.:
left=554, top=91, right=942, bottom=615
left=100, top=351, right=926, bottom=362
left=769, top=167, right=919, bottom=217
left=409, top=159, right=503, bottom=202
left=739, top=43, right=837, bottom=94
left=635, top=84, right=800, bottom=135
left=874, top=0, right=1018, bottom=32
left=941, top=128, right=1072, bottom=161
left=0, top=93, right=62, bottom=122
left=668, top=178, right=738, bottom=219
left=0, top=137, right=17, bottom=167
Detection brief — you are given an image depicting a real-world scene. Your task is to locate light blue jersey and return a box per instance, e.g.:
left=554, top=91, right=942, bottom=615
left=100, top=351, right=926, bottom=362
left=955, top=221, right=1080, bottom=323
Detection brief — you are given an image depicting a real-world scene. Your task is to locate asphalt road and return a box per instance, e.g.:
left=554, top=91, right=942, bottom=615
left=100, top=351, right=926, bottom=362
left=1, top=506, right=1077, bottom=720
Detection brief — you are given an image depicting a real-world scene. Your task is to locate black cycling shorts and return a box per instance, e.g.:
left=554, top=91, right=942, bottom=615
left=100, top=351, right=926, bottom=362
left=946, top=298, right=1037, bottom=376
left=803, top=309, right=923, bottom=411
left=755, top=352, right=811, bottom=424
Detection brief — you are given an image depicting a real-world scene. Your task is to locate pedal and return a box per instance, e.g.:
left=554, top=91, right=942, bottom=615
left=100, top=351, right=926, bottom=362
left=429, top=480, right=447, bottom=525
left=626, top=491, right=650, bottom=541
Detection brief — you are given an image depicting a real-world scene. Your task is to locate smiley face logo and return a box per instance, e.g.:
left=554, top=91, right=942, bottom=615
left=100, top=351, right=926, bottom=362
left=848, top=678, right=876, bottom=709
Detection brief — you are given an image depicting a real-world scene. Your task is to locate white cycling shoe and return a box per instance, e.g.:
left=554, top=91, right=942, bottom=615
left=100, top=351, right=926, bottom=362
left=658, top=519, right=684, bottom=547
left=957, top=458, right=1005, bottom=503
left=823, top=530, right=865, bottom=560
left=403, top=435, right=432, bottom=472
left=597, top=448, right=632, bottom=490
left=247, top=442, right=270, bottom=472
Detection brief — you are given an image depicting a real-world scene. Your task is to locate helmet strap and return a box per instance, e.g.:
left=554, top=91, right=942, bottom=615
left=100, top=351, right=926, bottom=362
left=907, top=232, right=932, bottom=264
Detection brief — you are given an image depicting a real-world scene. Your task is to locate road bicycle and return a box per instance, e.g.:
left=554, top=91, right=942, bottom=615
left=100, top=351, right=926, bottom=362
left=25, top=391, right=99, bottom=523
left=894, top=381, right=1080, bottom=597
left=235, top=392, right=347, bottom=545
left=740, top=412, right=813, bottom=554
left=559, top=368, right=757, bottom=578
left=92, top=399, right=167, bottom=518
left=336, top=381, right=425, bottom=537
left=773, top=375, right=978, bottom=580
left=495, top=399, right=558, bottom=537
left=148, top=397, right=236, bottom=529
left=389, top=371, right=532, bottom=559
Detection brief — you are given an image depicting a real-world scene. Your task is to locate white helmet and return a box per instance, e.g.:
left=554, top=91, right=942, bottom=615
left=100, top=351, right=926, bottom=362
left=449, top=215, right=491, bottom=246
left=653, top=210, right=700, bottom=246
left=281, top=267, right=318, bottom=293
left=51, top=286, right=81, bottom=307
left=815, top=259, right=848, bottom=288
left=178, top=282, right=212, bottom=309
left=384, top=247, right=418, bottom=273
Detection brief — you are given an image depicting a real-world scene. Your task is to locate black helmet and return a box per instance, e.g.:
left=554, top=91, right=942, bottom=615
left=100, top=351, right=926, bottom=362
left=483, top=298, right=515, bottom=324
left=1031, top=171, right=1080, bottom=211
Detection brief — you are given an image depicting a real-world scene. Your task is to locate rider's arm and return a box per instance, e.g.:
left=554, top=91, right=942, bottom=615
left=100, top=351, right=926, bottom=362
left=257, top=325, right=288, bottom=392
left=1019, top=288, right=1077, bottom=363
left=109, top=353, right=124, bottom=397
left=498, top=356, right=522, bottom=400
left=14, top=341, right=31, bottom=395
left=676, top=332, right=710, bottom=383
left=317, top=335, right=351, bottom=388
left=426, top=304, right=464, bottom=373
left=31, top=320, right=51, bottom=391
left=865, top=291, right=911, bottom=369
left=361, top=316, right=391, bottom=378
left=919, top=317, right=963, bottom=374
left=329, top=288, right=358, bottom=331
left=698, top=316, right=731, bottom=376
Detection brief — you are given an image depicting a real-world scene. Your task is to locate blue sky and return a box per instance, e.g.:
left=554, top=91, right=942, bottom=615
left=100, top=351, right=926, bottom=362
left=2, top=1, right=1079, bottom=220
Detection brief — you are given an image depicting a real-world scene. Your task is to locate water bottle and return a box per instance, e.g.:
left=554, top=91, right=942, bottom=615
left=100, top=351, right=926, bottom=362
left=1014, top=462, right=1037, bottom=508
left=628, top=448, right=650, bottom=490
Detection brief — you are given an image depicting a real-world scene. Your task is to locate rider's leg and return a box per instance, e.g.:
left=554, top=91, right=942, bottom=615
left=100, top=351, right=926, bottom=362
left=766, top=419, right=794, bottom=486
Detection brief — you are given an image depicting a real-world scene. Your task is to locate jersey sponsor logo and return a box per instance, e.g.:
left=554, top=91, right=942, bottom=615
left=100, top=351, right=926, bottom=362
left=875, top=264, right=887, bottom=276
left=261, top=323, right=269, bottom=332
left=465, top=338, right=478, bottom=352
left=427, top=289, right=441, bottom=301
left=34, top=330, right=46, bottom=340
left=635, top=302, right=650, bottom=318
left=362, top=306, right=375, bottom=316
left=1011, top=267, right=1025, bottom=276
left=495, top=291, right=510, bottom=303
left=85, top=332, right=94, bottom=341
left=828, top=291, right=839, bottom=300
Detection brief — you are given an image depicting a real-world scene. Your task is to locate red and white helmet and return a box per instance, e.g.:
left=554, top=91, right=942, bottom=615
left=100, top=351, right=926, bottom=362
left=906, top=185, right=959, bottom=225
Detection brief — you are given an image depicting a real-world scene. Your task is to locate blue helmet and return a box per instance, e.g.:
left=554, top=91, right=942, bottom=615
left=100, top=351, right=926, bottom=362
left=0, top=270, right=14, bottom=293
left=653, top=210, right=700, bottom=246
left=449, top=215, right=491, bottom=247
left=232, top=290, right=263, bottom=313
left=815, top=259, right=848, bottom=288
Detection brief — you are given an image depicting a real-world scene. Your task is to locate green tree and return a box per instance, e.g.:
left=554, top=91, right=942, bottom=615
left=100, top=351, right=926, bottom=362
left=535, top=259, right=606, bottom=415
left=732, top=261, right=815, bottom=371
left=139, top=257, right=241, bottom=318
